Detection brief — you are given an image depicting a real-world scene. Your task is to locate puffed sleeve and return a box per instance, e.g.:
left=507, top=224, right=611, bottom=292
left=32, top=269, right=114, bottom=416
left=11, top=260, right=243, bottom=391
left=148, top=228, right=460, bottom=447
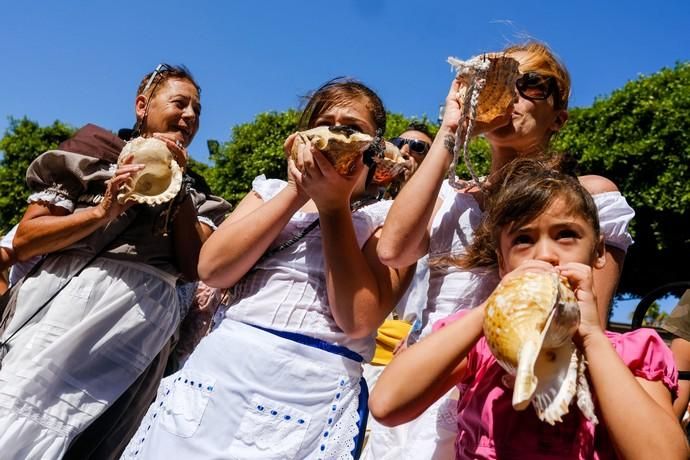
left=251, top=174, right=287, bottom=201
left=25, top=150, right=113, bottom=212
left=609, top=328, right=678, bottom=398
left=188, top=187, right=232, bottom=230
left=593, top=191, right=635, bottom=252
left=352, top=199, right=393, bottom=247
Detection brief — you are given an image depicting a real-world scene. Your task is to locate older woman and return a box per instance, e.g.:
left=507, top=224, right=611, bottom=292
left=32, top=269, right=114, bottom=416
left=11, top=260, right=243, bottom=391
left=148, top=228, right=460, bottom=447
left=370, top=41, right=635, bottom=459
left=0, top=64, right=229, bottom=459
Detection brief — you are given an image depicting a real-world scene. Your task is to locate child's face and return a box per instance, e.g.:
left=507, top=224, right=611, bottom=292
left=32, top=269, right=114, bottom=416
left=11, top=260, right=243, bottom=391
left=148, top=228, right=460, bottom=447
left=497, top=197, right=605, bottom=277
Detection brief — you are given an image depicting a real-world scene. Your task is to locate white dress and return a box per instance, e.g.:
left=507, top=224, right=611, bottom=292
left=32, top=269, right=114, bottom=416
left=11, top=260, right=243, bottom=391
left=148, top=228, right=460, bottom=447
left=0, top=146, right=228, bottom=459
left=122, top=176, right=392, bottom=460
left=362, top=184, right=635, bottom=460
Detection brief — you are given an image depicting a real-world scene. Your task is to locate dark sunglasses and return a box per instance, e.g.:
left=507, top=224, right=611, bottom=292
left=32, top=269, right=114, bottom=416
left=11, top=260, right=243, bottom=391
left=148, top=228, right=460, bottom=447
left=516, top=72, right=562, bottom=108
left=390, top=137, right=430, bottom=155
left=142, top=63, right=173, bottom=96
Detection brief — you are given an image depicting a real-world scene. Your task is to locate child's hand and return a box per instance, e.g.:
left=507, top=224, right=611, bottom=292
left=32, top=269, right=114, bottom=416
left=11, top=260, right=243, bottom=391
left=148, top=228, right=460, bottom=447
left=558, top=262, right=604, bottom=342
left=289, top=138, right=362, bottom=212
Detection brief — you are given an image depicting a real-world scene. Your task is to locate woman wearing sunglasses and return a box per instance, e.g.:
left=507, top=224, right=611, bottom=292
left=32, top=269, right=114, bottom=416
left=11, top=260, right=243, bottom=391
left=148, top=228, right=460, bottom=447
left=372, top=41, right=635, bottom=459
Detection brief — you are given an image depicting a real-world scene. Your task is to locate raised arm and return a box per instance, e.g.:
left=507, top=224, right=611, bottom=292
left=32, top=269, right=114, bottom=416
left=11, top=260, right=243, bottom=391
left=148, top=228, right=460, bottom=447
left=13, top=163, right=144, bottom=261
left=369, top=304, right=484, bottom=426
left=377, top=81, right=463, bottom=269
left=291, top=142, right=413, bottom=338
left=197, top=184, right=307, bottom=289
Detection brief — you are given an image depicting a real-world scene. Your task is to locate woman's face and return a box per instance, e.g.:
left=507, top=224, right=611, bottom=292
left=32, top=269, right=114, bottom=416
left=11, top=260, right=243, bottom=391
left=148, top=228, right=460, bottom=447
left=136, top=77, right=201, bottom=147
left=485, top=51, right=567, bottom=155
left=311, top=97, right=377, bottom=136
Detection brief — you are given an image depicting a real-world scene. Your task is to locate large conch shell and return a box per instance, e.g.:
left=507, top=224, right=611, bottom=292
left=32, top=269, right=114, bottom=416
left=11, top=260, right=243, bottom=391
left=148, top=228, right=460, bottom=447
left=117, top=137, right=183, bottom=205
left=289, top=126, right=373, bottom=176
left=370, top=141, right=410, bottom=186
left=447, top=53, right=520, bottom=123
left=483, top=271, right=598, bottom=425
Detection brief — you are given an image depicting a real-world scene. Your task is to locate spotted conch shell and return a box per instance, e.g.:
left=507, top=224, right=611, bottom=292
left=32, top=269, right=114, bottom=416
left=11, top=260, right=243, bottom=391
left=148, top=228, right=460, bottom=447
left=116, top=137, right=183, bottom=205
left=483, top=271, right=598, bottom=425
left=370, top=141, right=410, bottom=186
left=289, top=126, right=373, bottom=176
left=447, top=52, right=520, bottom=123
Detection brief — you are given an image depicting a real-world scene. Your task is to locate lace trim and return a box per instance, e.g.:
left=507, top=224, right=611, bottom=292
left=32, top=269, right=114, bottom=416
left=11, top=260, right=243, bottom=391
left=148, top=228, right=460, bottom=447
left=27, top=190, right=74, bottom=212
left=197, top=215, right=217, bottom=230
left=320, top=377, right=360, bottom=460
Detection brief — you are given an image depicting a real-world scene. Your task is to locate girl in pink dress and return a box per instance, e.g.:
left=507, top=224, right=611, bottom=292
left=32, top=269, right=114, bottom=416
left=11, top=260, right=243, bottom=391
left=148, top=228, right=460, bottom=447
left=370, top=158, right=688, bottom=459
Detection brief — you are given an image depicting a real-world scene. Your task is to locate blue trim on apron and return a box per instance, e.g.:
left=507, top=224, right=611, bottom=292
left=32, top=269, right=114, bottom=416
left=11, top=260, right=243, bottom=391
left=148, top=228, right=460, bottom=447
left=351, top=377, right=369, bottom=459
left=248, top=323, right=364, bottom=363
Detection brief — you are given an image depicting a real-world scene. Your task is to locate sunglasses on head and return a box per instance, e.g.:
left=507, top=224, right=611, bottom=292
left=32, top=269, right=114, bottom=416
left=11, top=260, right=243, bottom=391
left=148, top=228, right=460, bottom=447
left=390, top=137, right=430, bottom=155
left=142, top=63, right=173, bottom=96
left=516, top=72, right=561, bottom=107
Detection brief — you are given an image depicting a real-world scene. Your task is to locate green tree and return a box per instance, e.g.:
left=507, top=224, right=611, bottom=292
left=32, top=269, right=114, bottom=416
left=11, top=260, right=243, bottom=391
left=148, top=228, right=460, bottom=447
left=0, top=117, right=74, bottom=232
left=207, top=110, right=300, bottom=205
left=554, top=62, right=690, bottom=297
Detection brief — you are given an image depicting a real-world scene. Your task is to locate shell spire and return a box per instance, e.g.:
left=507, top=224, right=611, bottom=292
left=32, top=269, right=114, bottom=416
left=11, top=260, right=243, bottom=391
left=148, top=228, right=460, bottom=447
left=483, top=271, right=598, bottom=425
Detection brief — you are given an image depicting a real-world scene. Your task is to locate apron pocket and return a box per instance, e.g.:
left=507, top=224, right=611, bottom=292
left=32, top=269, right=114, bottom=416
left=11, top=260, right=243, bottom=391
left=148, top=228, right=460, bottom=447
left=228, top=394, right=311, bottom=459
left=159, top=371, right=216, bottom=438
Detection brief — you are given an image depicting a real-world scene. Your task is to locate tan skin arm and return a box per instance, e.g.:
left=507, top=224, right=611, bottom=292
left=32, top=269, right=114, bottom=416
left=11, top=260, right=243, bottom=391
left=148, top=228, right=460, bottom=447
left=378, top=79, right=512, bottom=269
left=369, top=305, right=482, bottom=426
left=670, top=337, right=690, bottom=419
left=377, top=81, right=464, bottom=269
left=197, top=186, right=307, bottom=289
left=293, top=144, right=414, bottom=339
left=13, top=163, right=144, bottom=262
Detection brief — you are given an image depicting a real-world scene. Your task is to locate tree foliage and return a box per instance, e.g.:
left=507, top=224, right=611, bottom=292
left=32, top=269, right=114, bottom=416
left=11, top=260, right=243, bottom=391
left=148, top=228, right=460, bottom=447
left=554, top=62, right=690, bottom=297
left=0, top=117, right=74, bottom=233
left=207, top=110, right=300, bottom=205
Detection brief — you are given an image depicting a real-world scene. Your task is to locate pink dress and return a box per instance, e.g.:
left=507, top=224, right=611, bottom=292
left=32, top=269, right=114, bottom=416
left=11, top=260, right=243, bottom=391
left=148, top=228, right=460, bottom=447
left=433, top=312, right=678, bottom=460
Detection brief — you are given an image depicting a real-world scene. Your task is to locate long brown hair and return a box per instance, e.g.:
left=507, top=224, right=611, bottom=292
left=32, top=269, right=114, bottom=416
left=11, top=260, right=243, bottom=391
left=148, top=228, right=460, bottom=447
left=298, top=77, right=386, bottom=135
left=456, top=157, right=600, bottom=269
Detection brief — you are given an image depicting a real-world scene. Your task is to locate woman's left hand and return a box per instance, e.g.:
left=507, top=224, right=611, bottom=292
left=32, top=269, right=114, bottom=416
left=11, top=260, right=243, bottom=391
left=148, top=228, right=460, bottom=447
left=558, top=262, right=604, bottom=341
left=153, top=134, right=188, bottom=170
left=288, top=139, right=363, bottom=212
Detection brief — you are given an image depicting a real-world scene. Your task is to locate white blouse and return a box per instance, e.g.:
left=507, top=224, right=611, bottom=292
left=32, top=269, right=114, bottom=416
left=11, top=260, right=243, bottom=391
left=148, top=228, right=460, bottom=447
left=225, top=176, right=392, bottom=361
left=398, top=182, right=635, bottom=342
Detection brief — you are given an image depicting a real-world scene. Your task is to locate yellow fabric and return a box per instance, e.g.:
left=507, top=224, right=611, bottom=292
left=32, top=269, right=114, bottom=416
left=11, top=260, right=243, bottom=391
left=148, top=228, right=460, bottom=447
left=371, top=319, right=412, bottom=366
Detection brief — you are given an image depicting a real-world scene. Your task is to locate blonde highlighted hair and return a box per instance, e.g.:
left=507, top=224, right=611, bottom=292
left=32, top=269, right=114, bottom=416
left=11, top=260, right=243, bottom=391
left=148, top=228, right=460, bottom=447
left=505, top=41, right=571, bottom=109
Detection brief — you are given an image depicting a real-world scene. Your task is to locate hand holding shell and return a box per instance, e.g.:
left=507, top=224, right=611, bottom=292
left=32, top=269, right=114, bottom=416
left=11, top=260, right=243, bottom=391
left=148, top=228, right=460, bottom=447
left=483, top=271, right=598, bottom=425
left=116, top=137, right=183, bottom=206
left=288, top=126, right=373, bottom=176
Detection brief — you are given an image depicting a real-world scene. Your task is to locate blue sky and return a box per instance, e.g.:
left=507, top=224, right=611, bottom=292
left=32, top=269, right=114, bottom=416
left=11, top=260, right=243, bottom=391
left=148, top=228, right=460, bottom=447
left=1, top=0, right=688, bottom=318
left=2, top=0, right=688, bottom=165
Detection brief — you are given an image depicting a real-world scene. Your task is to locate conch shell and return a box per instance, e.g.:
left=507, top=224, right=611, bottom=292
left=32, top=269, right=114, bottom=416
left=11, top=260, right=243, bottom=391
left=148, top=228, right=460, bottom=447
left=117, top=137, right=183, bottom=205
left=370, top=141, right=410, bottom=186
left=289, top=126, right=373, bottom=176
left=447, top=52, right=520, bottom=123
left=483, top=271, right=598, bottom=425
